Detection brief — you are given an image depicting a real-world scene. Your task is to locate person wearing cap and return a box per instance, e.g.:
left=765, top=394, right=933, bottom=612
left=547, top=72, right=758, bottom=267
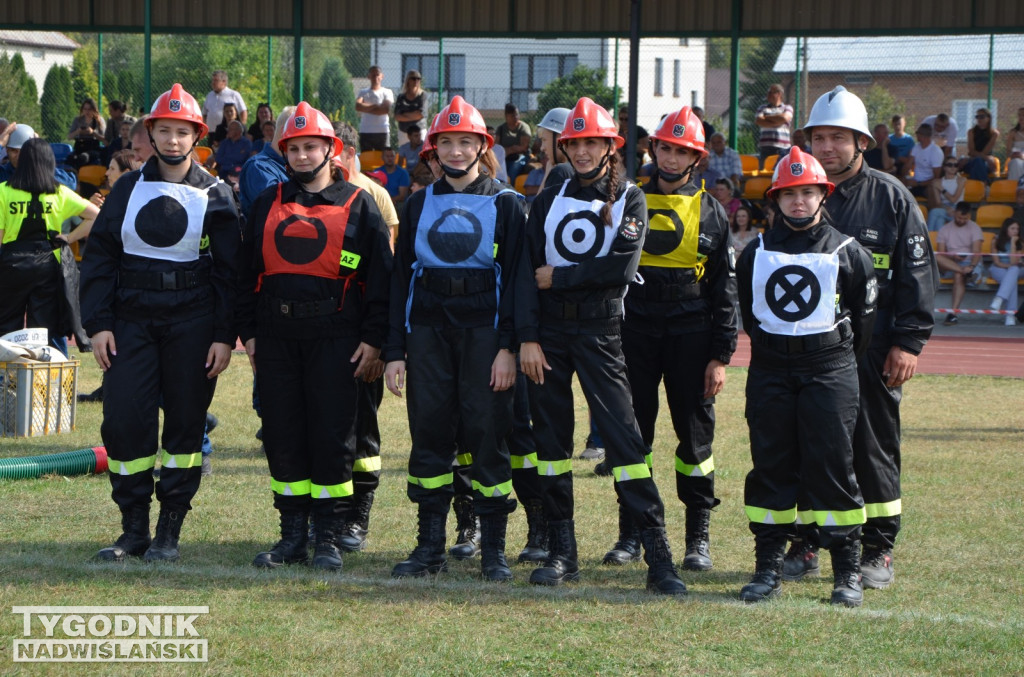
left=0, top=123, right=77, bottom=190
left=394, top=70, right=427, bottom=147
left=383, top=96, right=527, bottom=582
left=596, top=106, right=738, bottom=573
left=735, top=147, right=877, bottom=607
left=80, top=83, right=242, bottom=564
left=238, top=102, right=393, bottom=572
left=794, top=86, right=937, bottom=591
left=517, top=97, right=687, bottom=595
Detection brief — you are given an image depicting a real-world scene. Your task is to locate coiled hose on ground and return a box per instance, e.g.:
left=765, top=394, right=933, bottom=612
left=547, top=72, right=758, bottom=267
left=0, top=446, right=107, bottom=479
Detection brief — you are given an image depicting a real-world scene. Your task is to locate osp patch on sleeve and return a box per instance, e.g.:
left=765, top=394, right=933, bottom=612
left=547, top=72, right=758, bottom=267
left=619, top=216, right=642, bottom=241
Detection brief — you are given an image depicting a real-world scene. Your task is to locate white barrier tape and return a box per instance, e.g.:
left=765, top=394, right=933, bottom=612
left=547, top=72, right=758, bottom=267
left=935, top=308, right=1015, bottom=315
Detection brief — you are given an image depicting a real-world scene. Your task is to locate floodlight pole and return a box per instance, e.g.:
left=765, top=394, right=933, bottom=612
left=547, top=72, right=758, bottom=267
left=293, top=0, right=304, bottom=102
left=728, top=0, right=741, bottom=149
left=143, top=0, right=151, bottom=109
left=987, top=34, right=994, bottom=111
left=626, top=0, right=640, bottom=179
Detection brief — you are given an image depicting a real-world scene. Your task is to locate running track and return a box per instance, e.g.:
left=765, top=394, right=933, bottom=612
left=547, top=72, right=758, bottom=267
left=730, top=334, right=1024, bottom=379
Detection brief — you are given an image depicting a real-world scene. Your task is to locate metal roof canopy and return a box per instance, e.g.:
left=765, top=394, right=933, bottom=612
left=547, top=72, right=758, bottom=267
left=3, top=0, right=1023, bottom=37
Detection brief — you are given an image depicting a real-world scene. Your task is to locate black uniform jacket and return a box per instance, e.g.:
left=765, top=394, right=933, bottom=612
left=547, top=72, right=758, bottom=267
left=624, top=180, right=738, bottom=364
left=736, top=218, right=877, bottom=372
left=517, top=174, right=647, bottom=342
left=237, top=176, right=393, bottom=346
left=825, top=163, right=936, bottom=355
left=80, top=158, right=241, bottom=345
left=383, top=174, right=527, bottom=363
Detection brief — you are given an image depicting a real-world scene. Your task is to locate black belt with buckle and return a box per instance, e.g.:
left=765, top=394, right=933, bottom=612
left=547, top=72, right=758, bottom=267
left=119, top=269, right=209, bottom=291
left=541, top=296, right=624, bottom=321
left=629, top=281, right=702, bottom=302
left=270, top=297, right=340, bottom=319
left=752, top=322, right=852, bottom=354
left=419, top=271, right=496, bottom=296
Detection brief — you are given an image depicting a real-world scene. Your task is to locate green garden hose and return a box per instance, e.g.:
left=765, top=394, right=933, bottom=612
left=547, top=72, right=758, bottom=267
left=0, top=446, right=107, bottom=480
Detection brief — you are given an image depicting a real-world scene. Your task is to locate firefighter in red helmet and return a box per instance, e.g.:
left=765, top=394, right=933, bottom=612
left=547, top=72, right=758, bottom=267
left=735, top=146, right=877, bottom=607
left=238, top=101, right=393, bottom=572
left=81, top=83, right=242, bottom=563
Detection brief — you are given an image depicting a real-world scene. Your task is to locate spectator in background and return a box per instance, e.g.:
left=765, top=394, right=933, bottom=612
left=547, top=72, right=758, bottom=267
left=692, top=153, right=722, bottom=189
left=1004, top=107, right=1024, bottom=182
left=0, top=118, right=8, bottom=164
left=617, top=106, right=649, bottom=174
left=252, top=120, right=275, bottom=154
left=920, top=113, right=958, bottom=158
left=103, top=119, right=134, bottom=166
left=707, top=133, right=742, bottom=188
left=356, top=65, right=394, bottom=151
left=863, top=123, right=895, bottom=174
left=378, top=146, right=409, bottom=205
left=692, top=106, right=715, bottom=141
left=485, top=126, right=509, bottom=183
left=888, top=114, right=915, bottom=177
left=711, top=177, right=740, bottom=217
left=104, top=101, right=135, bottom=147
left=128, top=117, right=155, bottom=165
left=988, top=218, right=1022, bottom=326
left=754, top=84, right=793, bottom=166
left=394, top=70, right=426, bottom=146
left=962, top=108, right=1000, bottom=182
left=246, top=103, right=274, bottom=142
left=397, top=124, right=424, bottom=172
left=790, top=129, right=811, bottom=153
left=68, top=98, right=106, bottom=166
left=904, top=124, right=944, bottom=197
left=203, top=69, right=248, bottom=131
left=215, top=120, right=252, bottom=182
left=210, top=103, right=239, bottom=146
left=496, top=103, right=532, bottom=180
left=0, top=123, right=77, bottom=190
left=935, top=202, right=984, bottom=325
left=926, top=156, right=966, bottom=231
left=238, top=106, right=293, bottom=214
left=333, top=120, right=400, bottom=246
left=729, top=204, right=758, bottom=252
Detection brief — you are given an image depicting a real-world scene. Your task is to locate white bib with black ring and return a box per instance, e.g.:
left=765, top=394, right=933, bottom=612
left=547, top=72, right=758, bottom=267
left=121, top=175, right=213, bottom=262
left=543, top=179, right=633, bottom=268
left=751, top=233, right=854, bottom=336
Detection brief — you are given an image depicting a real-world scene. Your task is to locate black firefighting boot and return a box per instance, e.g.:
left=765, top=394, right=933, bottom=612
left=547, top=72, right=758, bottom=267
left=479, top=513, right=513, bottom=582
left=392, top=507, right=448, bottom=578
left=449, top=495, right=480, bottom=560
left=529, top=520, right=580, bottom=586
left=602, top=504, right=642, bottom=565
left=830, top=540, right=864, bottom=607
left=96, top=504, right=151, bottom=562
left=517, top=498, right=548, bottom=564
left=739, top=532, right=787, bottom=603
left=782, top=523, right=820, bottom=581
left=311, top=513, right=344, bottom=571
left=253, top=510, right=309, bottom=568
left=143, top=506, right=185, bottom=562
left=338, top=491, right=374, bottom=553
left=641, top=527, right=688, bottom=596
left=682, top=507, right=713, bottom=571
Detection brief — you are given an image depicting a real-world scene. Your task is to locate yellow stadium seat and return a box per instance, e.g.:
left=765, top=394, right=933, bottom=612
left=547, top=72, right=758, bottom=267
left=976, top=204, right=1012, bottom=229
left=513, top=173, right=528, bottom=195
left=987, top=179, right=1017, bottom=204
left=742, top=177, right=772, bottom=201
left=195, top=146, right=213, bottom=164
left=962, top=179, right=986, bottom=204
left=359, top=150, right=383, bottom=170
left=740, top=154, right=759, bottom=177
left=761, top=154, right=779, bottom=175
left=77, top=165, right=107, bottom=188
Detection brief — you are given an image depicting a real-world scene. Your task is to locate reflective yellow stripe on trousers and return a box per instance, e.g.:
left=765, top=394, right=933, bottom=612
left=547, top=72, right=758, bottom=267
left=311, top=480, right=354, bottom=499
left=745, top=505, right=798, bottom=524
left=537, top=458, right=572, bottom=477
left=510, top=452, right=538, bottom=470
left=613, top=463, right=652, bottom=482
left=160, top=450, right=202, bottom=470
left=408, top=472, right=454, bottom=489
left=865, top=499, right=901, bottom=519
left=353, top=456, right=382, bottom=473
left=113, top=455, right=157, bottom=476
left=675, top=455, right=714, bottom=477
left=271, top=479, right=312, bottom=496
left=472, top=479, right=514, bottom=498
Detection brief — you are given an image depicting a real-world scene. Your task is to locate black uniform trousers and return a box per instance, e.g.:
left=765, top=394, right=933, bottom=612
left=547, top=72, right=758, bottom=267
left=405, top=324, right=515, bottom=516
left=622, top=326, right=719, bottom=510
left=744, top=362, right=864, bottom=548
left=528, top=327, right=667, bottom=528
left=102, top=314, right=215, bottom=512
left=853, top=335, right=903, bottom=550
left=0, top=243, right=62, bottom=339
left=256, top=334, right=360, bottom=517
left=352, top=379, right=384, bottom=496
left=507, top=370, right=543, bottom=504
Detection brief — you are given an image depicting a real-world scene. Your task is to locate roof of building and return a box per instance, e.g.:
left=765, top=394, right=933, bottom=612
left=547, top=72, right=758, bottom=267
left=0, top=30, right=79, bottom=50
left=774, top=35, right=1024, bottom=73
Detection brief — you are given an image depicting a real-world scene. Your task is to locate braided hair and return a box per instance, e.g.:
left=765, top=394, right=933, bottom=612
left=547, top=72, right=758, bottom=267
left=600, top=141, right=620, bottom=226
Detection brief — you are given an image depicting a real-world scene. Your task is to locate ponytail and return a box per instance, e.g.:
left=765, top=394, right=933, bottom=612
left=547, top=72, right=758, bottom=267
left=601, top=142, right=620, bottom=226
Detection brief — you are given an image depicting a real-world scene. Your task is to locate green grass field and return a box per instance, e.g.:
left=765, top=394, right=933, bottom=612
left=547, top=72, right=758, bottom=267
left=1, top=355, right=1022, bottom=675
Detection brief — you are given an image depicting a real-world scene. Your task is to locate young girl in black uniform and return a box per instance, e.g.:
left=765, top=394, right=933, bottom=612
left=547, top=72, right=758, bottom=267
left=81, top=84, right=241, bottom=563
left=735, top=147, right=877, bottom=606
left=517, top=97, right=686, bottom=595
left=384, top=96, right=527, bottom=581
left=603, top=106, right=737, bottom=572
left=238, top=102, right=393, bottom=571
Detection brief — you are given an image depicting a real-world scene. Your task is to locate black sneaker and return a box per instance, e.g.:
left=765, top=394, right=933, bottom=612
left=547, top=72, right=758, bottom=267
left=943, top=313, right=958, bottom=326
left=860, top=548, right=894, bottom=590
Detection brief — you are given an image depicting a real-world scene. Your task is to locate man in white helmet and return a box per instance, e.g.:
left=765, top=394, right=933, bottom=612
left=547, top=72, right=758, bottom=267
left=785, top=86, right=937, bottom=590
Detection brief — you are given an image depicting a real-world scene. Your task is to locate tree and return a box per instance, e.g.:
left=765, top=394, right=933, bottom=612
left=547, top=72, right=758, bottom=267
left=535, top=65, right=616, bottom=123
left=859, top=84, right=905, bottom=129
left=40, top=65, right=76, bottom=142
left=317, top=57, right=358, bottom=127
left=0, top=52, right=42, bottom=129
left=71, top=45, right=99, bottom=107
left=737, top=37, right=786, bottom=149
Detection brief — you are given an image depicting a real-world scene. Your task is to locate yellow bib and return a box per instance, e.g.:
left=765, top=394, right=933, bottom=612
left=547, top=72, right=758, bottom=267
left=640, top=190, right=702, bottom=271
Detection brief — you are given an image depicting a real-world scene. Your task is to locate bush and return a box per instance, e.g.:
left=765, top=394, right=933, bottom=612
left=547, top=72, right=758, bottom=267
left=40, top=65, right=77, bottom=142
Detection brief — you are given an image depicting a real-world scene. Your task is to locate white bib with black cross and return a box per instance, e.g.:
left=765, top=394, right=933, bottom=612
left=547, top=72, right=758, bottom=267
left=121, top=175, right=212, bottom=262
left=543, top=179, right=633, bottom=268
left=751, top=233, right=854, bottom=336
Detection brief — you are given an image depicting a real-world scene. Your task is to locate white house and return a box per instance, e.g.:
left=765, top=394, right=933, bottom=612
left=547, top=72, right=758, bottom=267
left=0, top=31, right=80, bottom=101
left=370, top=37, right=707, bottom=133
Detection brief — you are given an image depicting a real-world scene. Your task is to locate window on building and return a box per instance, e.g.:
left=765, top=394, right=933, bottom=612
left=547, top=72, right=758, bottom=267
left=32, top=49, right=45, bottom=59
left=402, top=54, right=466, bottom=98
left=844, top=75, right=873, bottom=85
left=509, top=54, right=578, bottom=111
left=654, top=58, right=664, bottom=97
left=673, top=60, right=681, bottom=98
left=952, top=99, right=999, bottom=143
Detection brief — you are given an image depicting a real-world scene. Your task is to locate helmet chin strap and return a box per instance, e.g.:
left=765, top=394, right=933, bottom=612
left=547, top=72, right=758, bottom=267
left=576, top=153, right=611, bottom=181
left=289, top=151, right=332, bottom=185
left=834, top=147, right=863, bottom=176
left=657, top=158, right=699, bottom=185
left=781, top=200, right=825, bottom=230
left=148, top=132, right=194, bottom=166
left=440, top=151, right=482, bottom=179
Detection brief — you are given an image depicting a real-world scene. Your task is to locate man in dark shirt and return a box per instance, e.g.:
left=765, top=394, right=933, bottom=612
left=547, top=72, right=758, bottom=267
left=495, top=103, right=532, bottom=181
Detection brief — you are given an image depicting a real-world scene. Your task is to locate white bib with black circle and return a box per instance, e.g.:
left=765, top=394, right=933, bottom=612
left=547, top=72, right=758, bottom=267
left=121, top=175, right=212, bottom=262
left=543, top=179, right=632, bottom=268
left=751, top=233, right=854, bottom=336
